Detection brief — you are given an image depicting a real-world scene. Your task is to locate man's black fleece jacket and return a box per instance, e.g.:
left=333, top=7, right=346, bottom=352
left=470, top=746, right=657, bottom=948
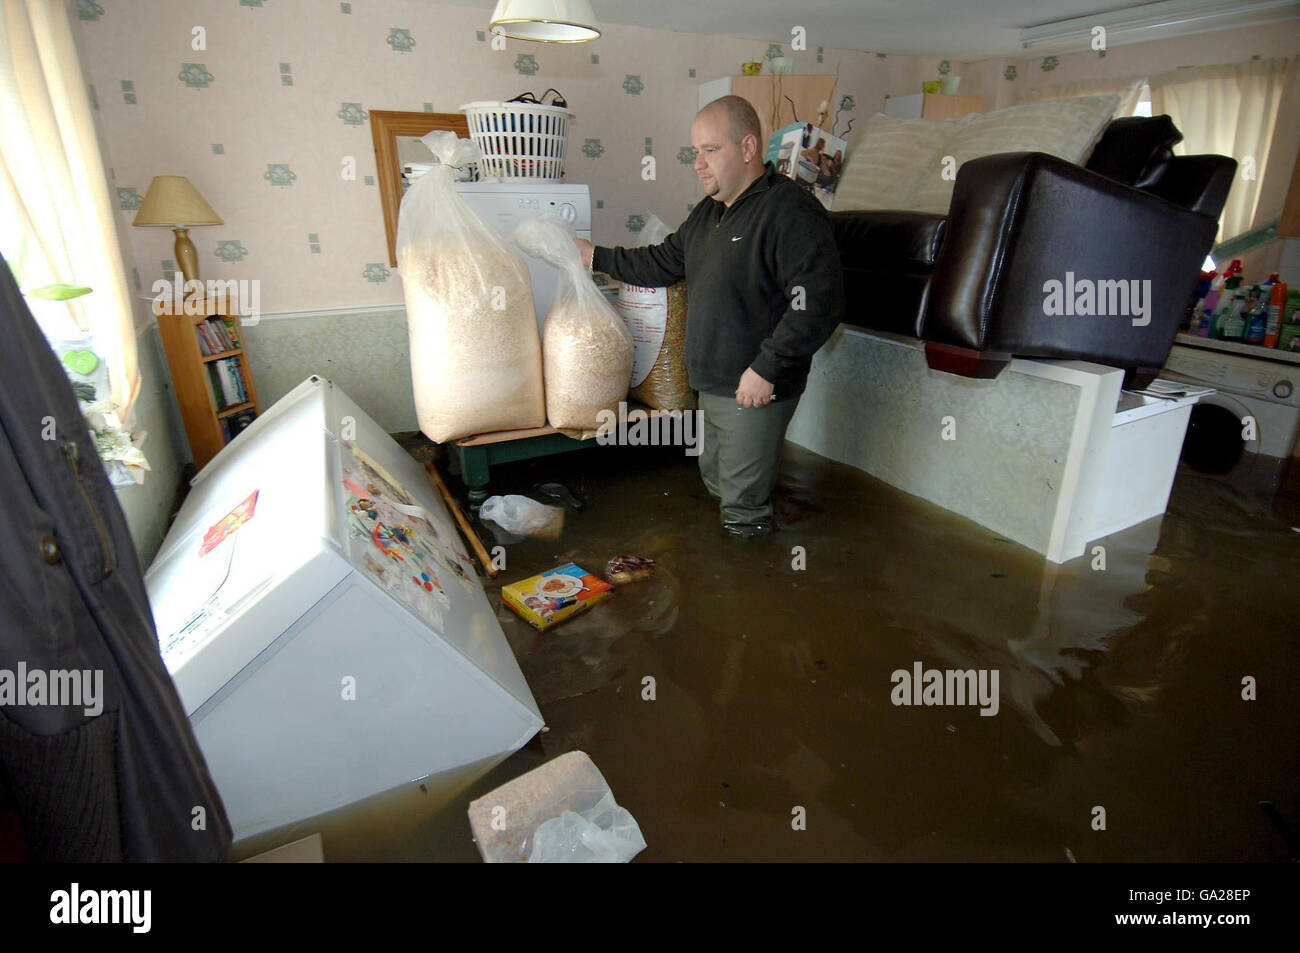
left=592, top=163, right=845, bottom=401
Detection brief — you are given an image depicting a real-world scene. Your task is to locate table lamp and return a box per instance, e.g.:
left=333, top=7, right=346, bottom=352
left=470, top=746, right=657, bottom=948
left=132, top=175, right=223, bottom=291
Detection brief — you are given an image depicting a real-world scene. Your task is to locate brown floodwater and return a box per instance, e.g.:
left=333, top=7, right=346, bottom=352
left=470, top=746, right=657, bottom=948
left=232, top=439, right=1300, bottom=862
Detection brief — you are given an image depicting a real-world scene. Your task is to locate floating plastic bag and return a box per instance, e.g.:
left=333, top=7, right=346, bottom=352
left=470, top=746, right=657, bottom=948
left=528, top=791, right=646, bottom=863
left=479, top=494, right=564, bottom=539
left=617, top=214, right=694, bottom=411
left=397, top=130, right=545, bottom=443
left=466, top=751, right=646, bottom=863
left=513, top=215, right=633, bottom=435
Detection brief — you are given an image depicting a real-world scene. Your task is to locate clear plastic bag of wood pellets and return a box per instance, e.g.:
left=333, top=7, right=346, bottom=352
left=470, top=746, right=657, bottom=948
left=514, top=215, right=633, bottom=436
left=617, top=214, right=695, bottom=411
left=396, top=131, right=545, bottom=443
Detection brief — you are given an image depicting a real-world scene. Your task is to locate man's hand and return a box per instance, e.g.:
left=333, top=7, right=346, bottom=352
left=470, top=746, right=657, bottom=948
left=736, top=367, right=774, bottom=408
left=574, top=237, right=595, bottom=270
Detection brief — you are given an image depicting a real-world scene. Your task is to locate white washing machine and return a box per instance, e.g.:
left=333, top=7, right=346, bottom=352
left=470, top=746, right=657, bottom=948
left=1163, top=339, right=1300, bottom=473
left=453, top=181, right=591, bottom=333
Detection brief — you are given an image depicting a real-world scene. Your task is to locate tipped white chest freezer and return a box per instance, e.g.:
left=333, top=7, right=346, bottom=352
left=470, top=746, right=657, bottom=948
left=145, top=376, right=542, bottom=841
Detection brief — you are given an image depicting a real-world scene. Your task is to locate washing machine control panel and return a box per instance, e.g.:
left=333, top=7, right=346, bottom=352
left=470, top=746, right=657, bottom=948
left=1165, top=346, right=1300, bottom=407
left=1164, top=350, right=1228, bottom=381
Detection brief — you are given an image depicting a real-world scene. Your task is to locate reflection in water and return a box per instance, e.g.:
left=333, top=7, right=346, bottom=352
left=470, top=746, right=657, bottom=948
left=230, top=441, right=1300, bottom=862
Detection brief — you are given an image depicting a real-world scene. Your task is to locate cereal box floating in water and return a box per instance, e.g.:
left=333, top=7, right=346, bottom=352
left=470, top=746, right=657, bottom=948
left=502, top=562, right=613, bottom=630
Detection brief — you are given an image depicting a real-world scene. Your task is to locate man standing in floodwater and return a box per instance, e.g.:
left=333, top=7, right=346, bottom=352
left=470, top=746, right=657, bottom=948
left=575, top=95, right=844, bottom=538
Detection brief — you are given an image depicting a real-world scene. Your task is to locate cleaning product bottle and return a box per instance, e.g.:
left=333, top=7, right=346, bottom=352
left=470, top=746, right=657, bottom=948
left=1245, top=285, right=1268, bottom=343
left=1196, top=270, right=1221, bottom=336
left=1283, top=289, right=1300, bottom=351
left=1212, top=275, right=1245, bottom=339
left=1185, top=270, right=1214, bottom=331
left=1264, top=281, right=1287, bottom=348
left=1196, top=273, right=1218, bottom=335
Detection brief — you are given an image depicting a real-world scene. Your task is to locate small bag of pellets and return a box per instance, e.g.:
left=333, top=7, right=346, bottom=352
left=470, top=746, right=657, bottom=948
left=467, top=751, right=646, bottom=862
left=604, top=554, right=655, bottom=585
left=513, top=215, right=633, bottom=435
left=617, top=214, right=695, bottom=411
left=397, top=131, right=546, bottom=443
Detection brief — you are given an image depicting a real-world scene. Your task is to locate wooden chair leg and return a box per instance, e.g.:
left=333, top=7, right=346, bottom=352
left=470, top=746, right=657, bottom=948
left=924, top=342, right=1012, bottom=379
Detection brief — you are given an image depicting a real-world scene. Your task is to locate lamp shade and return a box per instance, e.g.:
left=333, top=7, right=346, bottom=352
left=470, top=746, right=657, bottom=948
left=489, top=0, right=600, bottom=42
left=132, top=175, right=223, bottom=227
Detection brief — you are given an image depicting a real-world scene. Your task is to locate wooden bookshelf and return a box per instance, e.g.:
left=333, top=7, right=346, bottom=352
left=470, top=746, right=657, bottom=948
left=154, top=296, right=262, bottom=470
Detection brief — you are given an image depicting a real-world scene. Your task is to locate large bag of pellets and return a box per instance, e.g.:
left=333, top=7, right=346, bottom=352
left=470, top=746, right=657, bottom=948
left=397, top=131, right=545, bottom=443
left=514, top=215, right=633, bottom=436
left=616, top=214, right=694, bottom=411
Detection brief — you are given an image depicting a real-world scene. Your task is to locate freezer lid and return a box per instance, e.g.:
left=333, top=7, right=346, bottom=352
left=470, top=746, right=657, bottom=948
left=145, top=379, right=350, bottom=711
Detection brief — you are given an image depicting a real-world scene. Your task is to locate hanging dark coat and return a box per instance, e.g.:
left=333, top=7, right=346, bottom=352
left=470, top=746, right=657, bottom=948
left=0, top=255, right=231, bottom=861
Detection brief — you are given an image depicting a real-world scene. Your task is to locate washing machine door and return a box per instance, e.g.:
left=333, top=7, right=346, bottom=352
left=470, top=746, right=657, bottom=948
left=1177, top=389, right=1259, bottom=475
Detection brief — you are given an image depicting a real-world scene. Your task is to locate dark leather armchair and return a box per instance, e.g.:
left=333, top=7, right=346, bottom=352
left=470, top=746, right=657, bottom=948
left=832, top=115, right=1236, bottom=387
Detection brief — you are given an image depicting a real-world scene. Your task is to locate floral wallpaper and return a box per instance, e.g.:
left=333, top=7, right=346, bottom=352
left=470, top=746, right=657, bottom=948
left=76, top=0, right=941, bottom=316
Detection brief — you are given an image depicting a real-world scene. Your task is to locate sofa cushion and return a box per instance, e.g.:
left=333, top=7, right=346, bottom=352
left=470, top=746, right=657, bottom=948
left=841, top=269, right=933, bottom=338
left=836, top=113, right=972, bottom=211
left=910, top=94, right=1121, bottom=214
left=832, top=211, right=948, bottom=338
left=831, top=210, right=947, bottom=268
left=1084, top=115, right=1183, bottom=187
left=1141, top=154, right=1237, bottom=218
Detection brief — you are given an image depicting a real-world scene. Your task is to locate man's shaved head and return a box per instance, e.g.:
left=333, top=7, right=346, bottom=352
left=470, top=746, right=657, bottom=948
left=690, top=94, right=765, bottom=206
left=698, top=95, right=761, bottom=147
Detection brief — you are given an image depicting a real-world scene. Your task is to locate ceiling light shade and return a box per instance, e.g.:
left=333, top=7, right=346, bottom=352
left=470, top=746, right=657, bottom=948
left=489, top=0, right=601, bottom=43
left=1021, top=0, right=1300, bottom=51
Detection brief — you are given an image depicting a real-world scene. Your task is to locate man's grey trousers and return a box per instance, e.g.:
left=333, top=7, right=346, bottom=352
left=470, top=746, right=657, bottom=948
left=697, top=392, right=800, bottom=528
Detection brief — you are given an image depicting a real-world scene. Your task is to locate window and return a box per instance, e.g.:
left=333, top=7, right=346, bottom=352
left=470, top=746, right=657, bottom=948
left=1132, top=83, right=1153, bottom=119
left=0, top=189, right=86, bottom=343
left=1149, top=57, right=1294, bottom=242
left=1, top=0, right=148, bottom=484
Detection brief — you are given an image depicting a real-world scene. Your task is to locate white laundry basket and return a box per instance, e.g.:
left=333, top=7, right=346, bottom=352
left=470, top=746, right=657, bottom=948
left=461, top=100, right=572, bottom=182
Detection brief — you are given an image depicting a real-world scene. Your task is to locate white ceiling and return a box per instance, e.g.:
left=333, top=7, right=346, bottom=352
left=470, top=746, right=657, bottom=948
left=465, top=0, right=1173, bottom=59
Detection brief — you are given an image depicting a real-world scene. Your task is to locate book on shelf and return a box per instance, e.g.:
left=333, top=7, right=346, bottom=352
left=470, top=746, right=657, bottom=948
left=216, top=357, right=246, bottom=407
left=207, top=362, right=226, bottom=409
left=194, top=316, right=238, bottom=356
left=232, top=358, right=247, bottom=404
left=224, top=359, right=237, bottom=406
left=205, top=358, right=241, bottom=410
